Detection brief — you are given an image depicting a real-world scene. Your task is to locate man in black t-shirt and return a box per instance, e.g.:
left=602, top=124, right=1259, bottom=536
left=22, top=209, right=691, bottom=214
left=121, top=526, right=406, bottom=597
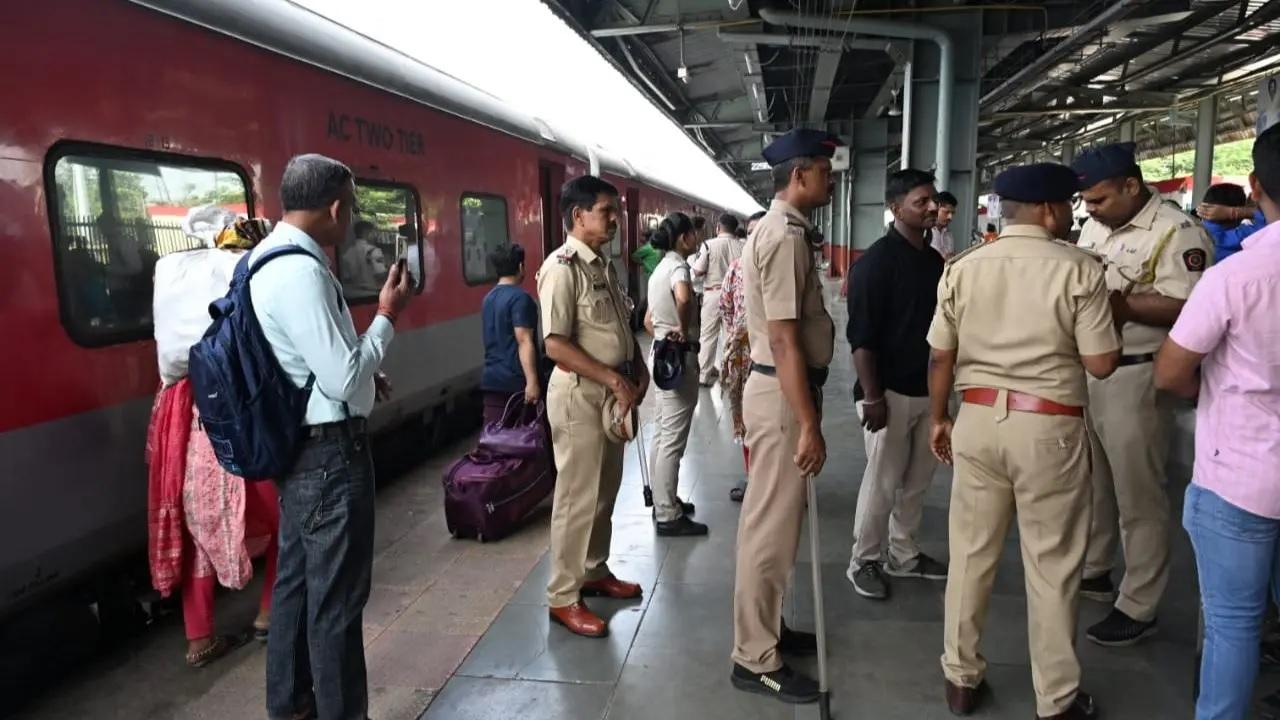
left=845, top=169, right=947, bottom=601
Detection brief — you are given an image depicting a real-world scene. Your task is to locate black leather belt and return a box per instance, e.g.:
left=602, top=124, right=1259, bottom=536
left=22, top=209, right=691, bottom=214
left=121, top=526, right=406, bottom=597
left=750, top=362, right=829, bottom=388
left=306, top=417, right=367, bottom=440
left=1119, top=353, right=1155, bottom=367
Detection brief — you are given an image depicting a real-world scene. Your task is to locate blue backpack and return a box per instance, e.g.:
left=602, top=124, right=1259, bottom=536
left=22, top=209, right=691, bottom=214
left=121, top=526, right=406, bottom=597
left=188, top=245, right=321, bottom=480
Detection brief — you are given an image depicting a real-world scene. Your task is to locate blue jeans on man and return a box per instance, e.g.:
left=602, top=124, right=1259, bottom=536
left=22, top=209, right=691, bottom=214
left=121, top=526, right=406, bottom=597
left=1184, top=482, right=1280, bottom=720
left=266, top=426, right=376, bottom=720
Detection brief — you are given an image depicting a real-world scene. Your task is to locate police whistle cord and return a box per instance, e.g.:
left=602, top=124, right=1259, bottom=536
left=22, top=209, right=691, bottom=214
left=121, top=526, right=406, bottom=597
left=636, top=420, right=654, bottom=507
left=805, top=472, right=831, bottom=720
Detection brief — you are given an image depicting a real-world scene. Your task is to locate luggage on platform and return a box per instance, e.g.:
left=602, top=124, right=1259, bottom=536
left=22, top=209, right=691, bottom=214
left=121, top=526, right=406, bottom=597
left=443, top=449, right=553, bottom=542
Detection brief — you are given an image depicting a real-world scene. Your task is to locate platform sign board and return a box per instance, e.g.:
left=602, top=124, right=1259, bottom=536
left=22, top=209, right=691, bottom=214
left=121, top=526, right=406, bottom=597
left=1259, top=74, right=1280, bottom=135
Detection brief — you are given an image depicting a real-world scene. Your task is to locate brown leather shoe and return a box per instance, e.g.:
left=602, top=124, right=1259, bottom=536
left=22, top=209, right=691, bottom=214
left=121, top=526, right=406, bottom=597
left=581, top=575, right=643, bottom=599
left=549, top=602, right=608, bottom=637
left=1037, top=691, right=1097, bottom=719
left=945, top=679, right=984, bottom=716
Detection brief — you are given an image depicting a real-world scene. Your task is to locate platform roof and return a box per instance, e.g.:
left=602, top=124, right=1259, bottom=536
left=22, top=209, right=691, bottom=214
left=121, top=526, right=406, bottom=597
left=548, top=0, right=1280, bottom=201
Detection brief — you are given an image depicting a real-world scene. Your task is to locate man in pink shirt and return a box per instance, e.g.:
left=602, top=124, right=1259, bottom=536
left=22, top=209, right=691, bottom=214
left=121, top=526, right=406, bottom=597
left=1154, top=122, right=1280, bottom=720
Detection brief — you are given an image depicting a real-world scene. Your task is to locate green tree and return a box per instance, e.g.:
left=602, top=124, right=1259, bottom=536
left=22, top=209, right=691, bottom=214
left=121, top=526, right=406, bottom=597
left=1138, top=138, right=1256, bottom=181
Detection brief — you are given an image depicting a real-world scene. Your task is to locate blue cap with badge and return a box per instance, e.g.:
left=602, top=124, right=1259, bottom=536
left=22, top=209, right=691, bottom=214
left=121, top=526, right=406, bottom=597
left=1071, top=142, right=1141, bottom=190
left=762, top=128, right=843, bottom=167
left=993, top=163, right=1080, bottom=202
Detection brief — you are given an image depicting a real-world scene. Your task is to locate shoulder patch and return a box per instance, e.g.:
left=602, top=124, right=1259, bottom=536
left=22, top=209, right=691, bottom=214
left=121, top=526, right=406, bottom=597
left=1182, top=248, right=1207, bottom=272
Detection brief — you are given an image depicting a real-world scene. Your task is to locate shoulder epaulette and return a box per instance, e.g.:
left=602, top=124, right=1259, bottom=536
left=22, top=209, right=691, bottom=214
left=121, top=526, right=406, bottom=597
left=554, top=245, right=578, bottom=265
left=945, top=241, right=990, bottom=265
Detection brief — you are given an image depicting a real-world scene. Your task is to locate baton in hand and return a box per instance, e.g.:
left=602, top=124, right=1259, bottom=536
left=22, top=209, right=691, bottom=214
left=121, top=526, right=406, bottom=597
left=805, top=472, right=831, bottom=719
left=636, top=420, right=653, bottom=507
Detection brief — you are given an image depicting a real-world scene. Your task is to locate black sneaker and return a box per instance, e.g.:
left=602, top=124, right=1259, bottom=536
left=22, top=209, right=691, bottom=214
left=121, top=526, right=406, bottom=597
left=846, top=562, right=890, bottom=600
left=678, top=498, right=696, bottom=516
left=1086, top=608, right=1157, bottom=647
left=656, top=515, right=709, bottom=537
left=730, top=663, right=820, bottom=704
left=885, top=553, right=948, bottom=580
left=1080, top=574, right=1117, bottom=603
left=779, top=621, right=817, bottom=656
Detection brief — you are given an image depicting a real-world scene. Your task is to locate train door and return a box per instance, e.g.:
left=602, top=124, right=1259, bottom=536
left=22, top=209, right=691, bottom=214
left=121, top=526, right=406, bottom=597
left=538, top=160, right=565, bottom=260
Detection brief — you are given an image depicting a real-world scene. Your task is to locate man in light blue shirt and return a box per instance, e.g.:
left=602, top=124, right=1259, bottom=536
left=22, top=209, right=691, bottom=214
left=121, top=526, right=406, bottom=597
left=256, top=154, right=413, bottom=720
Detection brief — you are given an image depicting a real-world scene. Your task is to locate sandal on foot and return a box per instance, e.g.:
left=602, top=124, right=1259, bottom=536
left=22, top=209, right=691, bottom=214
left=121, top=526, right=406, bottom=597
left=186, top=633, right=246, bottom=668
left=253, top=621, right=270, bottom=643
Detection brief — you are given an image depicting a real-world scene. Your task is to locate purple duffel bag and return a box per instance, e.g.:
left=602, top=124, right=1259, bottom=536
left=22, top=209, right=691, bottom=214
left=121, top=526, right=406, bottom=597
left=443, top=449, right=553, bottom=543
left=477, top=395, right=548, bottom=459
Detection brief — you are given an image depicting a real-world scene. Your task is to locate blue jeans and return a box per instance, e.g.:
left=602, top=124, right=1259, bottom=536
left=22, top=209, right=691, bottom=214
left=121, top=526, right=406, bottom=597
left=266, top=429, right=376, bottom=720
left=1184, top=483, right=1280, bottom=720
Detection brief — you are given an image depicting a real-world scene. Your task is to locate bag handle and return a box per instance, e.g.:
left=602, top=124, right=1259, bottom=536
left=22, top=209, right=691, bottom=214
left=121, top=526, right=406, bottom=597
left=497, top=393, right=544, bottom=428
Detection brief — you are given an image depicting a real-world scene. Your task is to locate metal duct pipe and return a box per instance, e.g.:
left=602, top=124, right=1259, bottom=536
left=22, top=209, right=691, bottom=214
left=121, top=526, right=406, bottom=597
left=615, top=38, right=677, bottom=111
left=758, top=7, right=955, bottom=189
left=717, top=30, right=890, bottom=53
left=979, top=0, right=1144, bottom=109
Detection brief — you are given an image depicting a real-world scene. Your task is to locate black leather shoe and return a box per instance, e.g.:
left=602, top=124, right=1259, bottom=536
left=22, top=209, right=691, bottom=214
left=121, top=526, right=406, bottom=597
left=678, top=497, right=696, bottom=515
left=656, top=515, right=708, bottom=536
left=730, top=663, right=820, bottom=704
left=1037, top=690, right=1097, bottom=719
left=945, top=679, right=985, bottom=716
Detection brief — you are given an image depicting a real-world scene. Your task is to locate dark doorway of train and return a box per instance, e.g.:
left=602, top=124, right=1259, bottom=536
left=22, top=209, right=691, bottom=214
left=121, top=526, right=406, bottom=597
left=538, top=161, right=565, bottom=259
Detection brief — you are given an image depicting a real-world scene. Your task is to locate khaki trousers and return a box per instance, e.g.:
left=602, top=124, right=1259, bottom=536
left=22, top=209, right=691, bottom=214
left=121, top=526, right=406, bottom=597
left=1084, top=362, right=1171, bottom=622
left=545, top=369, right=625, bottom=608
left=732, top=373, right=817, bottom=673
left=698, top=288, right=722, bottom=382
left=941, top=395, right=1092, bottom=718
left=851, top=390, right=938, bottom=568
left=649, top=356, right=700, bottom=522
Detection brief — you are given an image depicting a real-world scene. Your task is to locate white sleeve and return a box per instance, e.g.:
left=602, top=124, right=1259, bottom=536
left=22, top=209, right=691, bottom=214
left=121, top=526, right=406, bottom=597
left=670, top=264, right=691, bottom=290
left=266, top=264, right=394, bottom=401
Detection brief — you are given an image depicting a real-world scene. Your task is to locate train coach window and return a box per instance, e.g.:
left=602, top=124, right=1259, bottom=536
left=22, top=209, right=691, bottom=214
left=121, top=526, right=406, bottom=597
left=339, top=181, right=423, bottom=303
left=46, top=145, right=252, bottom=347
left=460, top=193, right=511, bottom=285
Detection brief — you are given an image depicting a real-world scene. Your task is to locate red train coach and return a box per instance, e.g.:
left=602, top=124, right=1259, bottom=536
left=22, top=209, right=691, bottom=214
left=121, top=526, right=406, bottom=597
left=0, top=0, right=721, bottom=617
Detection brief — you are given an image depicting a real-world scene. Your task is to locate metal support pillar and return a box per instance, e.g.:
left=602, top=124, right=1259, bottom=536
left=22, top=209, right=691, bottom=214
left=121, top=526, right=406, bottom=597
left=1193, top=96, right=1217, bottom=205
left=1062, top=140, right=1076, bottom=166
left=905, top=11, right=982, bottom=248
left=1118, top=121, right=1136, bottom=144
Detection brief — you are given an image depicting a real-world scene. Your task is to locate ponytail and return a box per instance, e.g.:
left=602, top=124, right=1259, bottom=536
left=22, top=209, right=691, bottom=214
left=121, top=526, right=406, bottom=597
left=650, top=211, right=693, bottom=252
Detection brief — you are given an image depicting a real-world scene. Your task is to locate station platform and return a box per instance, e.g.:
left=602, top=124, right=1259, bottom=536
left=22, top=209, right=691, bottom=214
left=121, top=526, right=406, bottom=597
left=15, top=292, right=1211, bottom=720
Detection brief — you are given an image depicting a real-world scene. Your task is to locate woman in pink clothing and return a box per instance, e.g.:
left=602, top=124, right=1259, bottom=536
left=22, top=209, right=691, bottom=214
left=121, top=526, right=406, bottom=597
left=1155, top=123, right=1280, bottom=720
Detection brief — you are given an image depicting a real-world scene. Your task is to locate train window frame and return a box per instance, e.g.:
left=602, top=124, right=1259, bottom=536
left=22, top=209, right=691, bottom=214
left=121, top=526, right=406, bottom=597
left=338, top=179, right=426, bottom=306
left=459, top=192, right=512, bottom=287
left=42, top=140, right=255, bottom=349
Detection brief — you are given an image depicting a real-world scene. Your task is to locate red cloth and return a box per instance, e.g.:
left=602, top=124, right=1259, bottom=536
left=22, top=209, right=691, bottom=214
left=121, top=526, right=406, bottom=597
left=146, top=380, right=194, bottom=598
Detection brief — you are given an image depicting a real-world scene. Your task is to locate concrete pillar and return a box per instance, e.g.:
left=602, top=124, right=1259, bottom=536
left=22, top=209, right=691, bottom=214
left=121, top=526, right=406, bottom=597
left=905, top=11, right=982, bottom=249
left=851, top=118, right=889, bottom=253
left=1118, top=120, right=1136, bottom=144
left=1062, top=140, right=1076, bottom=166
left=1193, top=96, right=1217, bottom=205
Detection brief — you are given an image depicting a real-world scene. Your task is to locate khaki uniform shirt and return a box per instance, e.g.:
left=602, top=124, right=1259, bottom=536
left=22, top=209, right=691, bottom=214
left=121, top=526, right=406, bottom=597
left=537, top=235, right=634, bottom=368
left=926, top=224, right=1120, bottom=406
left=1077, top=191, right=1212, bottom=354
left=648, top=251, right=696, bottom=338
left=743, top=199, right=835, bottom=368
left=694, top=233, right=746, bottom=290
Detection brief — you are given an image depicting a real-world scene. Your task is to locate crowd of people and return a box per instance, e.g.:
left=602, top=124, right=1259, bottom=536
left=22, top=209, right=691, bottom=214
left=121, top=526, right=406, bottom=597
left=140, top=117, right=1279, bottom=719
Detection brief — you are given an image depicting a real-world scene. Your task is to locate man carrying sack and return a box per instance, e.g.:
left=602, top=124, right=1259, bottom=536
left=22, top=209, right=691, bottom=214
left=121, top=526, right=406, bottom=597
left=537, top=175, right=650, bottom=638
left=729, top=128, right=838, bottom=705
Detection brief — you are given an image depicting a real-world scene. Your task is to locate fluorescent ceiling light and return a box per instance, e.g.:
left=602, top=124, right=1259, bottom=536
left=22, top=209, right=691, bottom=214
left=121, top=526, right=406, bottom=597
left=293, top=0, right=761, bottom=212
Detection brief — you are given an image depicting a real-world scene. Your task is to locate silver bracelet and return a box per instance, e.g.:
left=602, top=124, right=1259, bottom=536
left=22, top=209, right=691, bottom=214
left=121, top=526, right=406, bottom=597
left=862, top=397, right=885, bottom=406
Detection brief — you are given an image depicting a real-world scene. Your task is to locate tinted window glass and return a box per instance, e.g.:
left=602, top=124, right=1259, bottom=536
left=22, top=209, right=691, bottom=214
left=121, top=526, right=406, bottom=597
left=461, top=194, right=510, bottom=285
left=338, top=182, right=422, bottom=302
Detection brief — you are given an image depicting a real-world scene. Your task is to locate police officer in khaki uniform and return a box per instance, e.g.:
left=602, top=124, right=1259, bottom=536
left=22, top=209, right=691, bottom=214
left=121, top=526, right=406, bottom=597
left=729, top=129, right=838, bottom=705
left=929, top=164, right=1120, bottom=720
left=1071, top=143, right=1213, bottom=646
left=537, top=175, right=650, bottom=638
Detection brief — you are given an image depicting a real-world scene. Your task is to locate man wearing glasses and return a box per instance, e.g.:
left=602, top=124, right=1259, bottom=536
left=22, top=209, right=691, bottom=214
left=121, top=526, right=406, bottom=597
left=1070, top=143, right=1213, bottom=648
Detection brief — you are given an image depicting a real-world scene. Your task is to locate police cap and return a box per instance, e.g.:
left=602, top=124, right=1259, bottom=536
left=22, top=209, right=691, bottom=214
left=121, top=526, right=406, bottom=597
left=993, top=163, right=1080, bottom=203
left=1071, top=142, right=1140, bottom=189
left=762, top=128, right=842, bottom=167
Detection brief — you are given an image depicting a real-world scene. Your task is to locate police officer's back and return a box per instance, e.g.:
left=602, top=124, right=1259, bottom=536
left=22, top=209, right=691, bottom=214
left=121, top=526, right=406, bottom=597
left=928, top=163, right=1119, bottom=720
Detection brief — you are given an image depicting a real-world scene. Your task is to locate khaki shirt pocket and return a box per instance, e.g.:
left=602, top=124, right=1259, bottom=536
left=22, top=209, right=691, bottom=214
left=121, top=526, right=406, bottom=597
left=583, top=289, right=616, bottom=325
